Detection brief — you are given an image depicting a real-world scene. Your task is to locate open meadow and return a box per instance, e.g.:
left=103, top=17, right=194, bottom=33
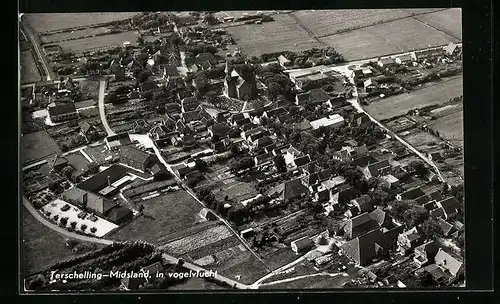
left=22, top=206, right=102, bottom=276
left=20, top=51, right=41, bottom=84
left=428, top=109, right=464, bottom=148
left=226, top=14, right=324, bottom=56
left=57, top=31, right=140, bottom=52
left=414, top=8, right=462, bottom=40
left=320, top=16, right=459, bottom=60
left=291, top=9, right=412, bottom=37
left=22, top=130, right=61, bottom=166
left=109, top=190, right=204, bottom=245
left=41, top=27, right=112, bottom=44
left=363, top=75, right=463, bottom=121
left=24, top=13, right=138, bottom=33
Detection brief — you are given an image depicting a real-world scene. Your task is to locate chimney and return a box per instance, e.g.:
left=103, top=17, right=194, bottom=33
left=107, top=175, right=111, bottom=187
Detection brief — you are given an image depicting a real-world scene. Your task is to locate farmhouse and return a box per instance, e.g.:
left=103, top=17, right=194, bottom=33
left=291, top=236, right=313, bottom=254
left=397, top=227, right=423, bottom=255
left=369, top=208, right=394, bottom=229
left=281, top=178, right=309, bottom=203
left=443, top=42, right=459, bottom=56
left=397, top=186, right=426, bottom=201
left=48, top=103, right=79, bottom=122
left=414, top=48, right=444, bottom=61
left=106, top=133, right=133, bottom=151
left=346, top=195, right=375, bottom=218
left=413, top=240, right=440, bottom=268
left=395, top=54, right=413, bottom=65
left=359, top=159, right=392, bottom=179
left=208, top=123, right=231, bottom=140
left=341, top=228, right=392, bottom=266
left=343, top=213, right=380, bottom=240
left=294, top=88, right=331, bottom=107
left=278, top=55, right=292, bottom=67
left=119, top=146, right=156, bottom=173
left=363, top=78, right=379, bottom=92
left=379, top=174, right=399, bottom=189
left=431, top=197, right=462, bottom=220
left=310, top=114, right=345, bottom=130
left=140, top=80, right=158, bottom=93
left=377, top=57, right=396, bottom=68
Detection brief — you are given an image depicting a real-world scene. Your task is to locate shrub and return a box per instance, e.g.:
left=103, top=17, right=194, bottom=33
left=81, top=224, right=88, bottom=231
left=60, top=217, right=69, bottom=226
left=90, top=227, right=97, bottom=233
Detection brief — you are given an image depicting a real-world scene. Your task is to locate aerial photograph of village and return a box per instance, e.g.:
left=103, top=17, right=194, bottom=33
left=19, top=9, right=464, bottom=291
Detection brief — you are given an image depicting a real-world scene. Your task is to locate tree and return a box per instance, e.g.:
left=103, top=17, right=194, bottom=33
left=81, top=224, right=87, bottom=231
left=61, top=166, right=74, bottom=180
left=195, top=159, right=208, bottom=172
left=403, top=205, right=429, bottom=227
left=203, top=13, right=220, bottom=25
left=90, top=227, right=97, bottom=233
left=137, top=37, right=145, bottom=46
left=419, top=218, right=442, bottom=239
left=273, top=154, right=287, bottom=173
left=230, top=157, right=254, bottom=173
left=409, top=160, right=428, bottom=177
left=230, top=144, right=240, bottom=155
left=86, top=162, right=99, bottom=175
left=137, top=70, right=152, bottom=84
left=48, top=181, right=62, bottom=194
left=60, top=217, right=69, bottom=226
left=69, top=221, right=77, bottom=229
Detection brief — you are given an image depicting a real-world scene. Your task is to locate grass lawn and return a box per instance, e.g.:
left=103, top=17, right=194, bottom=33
left=20, top=51, right=41, bottom=84
left=22, top=130, right=61, bottom=166
left=218, top=254, right=270, bottom=285
left=21, top=206, right=102, bottom=276
left=226, top=13, right=323, bottom=56
left=364, top=75, right=463, bottom=121
left=262, top=247, right=299, bottom=271
left=24, top=13, right=139, bottom=33
left=65, top=152, right=90, bottom=175
left=109, top=190, right=204, bottom=245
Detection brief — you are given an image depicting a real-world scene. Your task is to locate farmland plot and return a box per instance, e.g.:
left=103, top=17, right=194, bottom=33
left=226, top=14, right=323, bottom=56
left=364, top=75, right=463, bottom=121
left=161, top=224, right=233, bottom=256
left=291, top=9, right=411, bottom=37
left=40, top=27, right=112, bottom=44
left=24, top=13, right=138, bottom=33
left=22, top=130, right=61, bottom=166
left=428, top=110, right=464, bottom=148
left=414, top=8, right=462, bottom=40
left=58, top=31, right=140, bottom=52
left=320, top=17, right=459, bottom=60
left=20, top=51, right=41, bottom=84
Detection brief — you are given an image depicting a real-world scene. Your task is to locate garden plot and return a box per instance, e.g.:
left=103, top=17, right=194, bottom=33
left=428, top=110, right=464, bottom=148
left=20, top=51, right=41, bottom=84
left=40, top=199, right=118, bottom=237
left=402, top=131, right=442, bottom=153
left=22, top=130, right=61, bottom=166
left=57, top=31, right=140, bottom=53
left=161, top=224, right=233, bottom=256
left=40, top=27, right=112, bottom=44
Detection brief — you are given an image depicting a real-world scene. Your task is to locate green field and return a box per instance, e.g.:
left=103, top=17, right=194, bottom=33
left=58, top=31, right=140, bottom=52
left=109, top=190, right=204, bottom=245
left=22, top=130, right=61, bottom=166
left=22, top=206, right=102, bottom=276
left=20, top=51, right=41, bottom=84
left=291, top=9, right=411, bottom=37
left=320, top=16, right=459, bottom=60
left=414, top=8, right=462, bottom=40
left=363, top=75, right=463, bottom=121
left=24, top=13, right=138, bottom=33
left=226, top=13, right=323, bottom=56
left=41, top=27, right=112, bottom=44
left=428, top=109, right=464, bottom=148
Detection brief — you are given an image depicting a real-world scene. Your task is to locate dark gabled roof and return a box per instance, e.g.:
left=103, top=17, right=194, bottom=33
left=430, top=207, right=447, bottom=219
left=78, top=121, right=94, bottom=133
left=255, top=152, right=273, bottom=164
left=235, top=117, right=251, bottom=126
left=308, top=88, right=331, bottom=104
left=346, top=213, right=381, bottom=239
left=255, top=136, right=273, bottom=147
left=379, top=57, right=395, bottom=65
left=306, top=169, right=333, bottom=186
left=438, top=197, right=461, bottom=214
left=369, top=208, right=393, bottom=228
left=341, top=228, right=392, bottom=265
left=437, top=218, right=455, bottom=236
left=48, top=103, right=77, bottom=116
left=163, top=64, right=179, bottom=76
left=352, top=155, right=378, bottom=167
left=367, top=159, right=391, bottom=177
left=209, top=122, right=231, bottom=138
left=140, top=80, right=157, bottom=92
left=337, top=186, right=360, bottom=203
left=265, top=107, right=288, bottom=118
left=296, top=92, right=311, bottom=103
left=293, top=155, right=311, bottom=167
left=165, top=103, right=181, bottom=113
left=414, top=240, right=440, bottom=260
left=181, top=109, right=202, bottom=122
left=106, top=205, right=133, bottom=223
left=282, top=178, right=309, bottom=201
left=119, top=146, right=153, bottom=165
left=383, top=224, right=405, bottom=243
left=195, top=52, right=217, bottom=65
left=181, top=96, right=198, bottom=105
left=77, top=165, right=128, bottom=193
left=300, top=161, right=321, bottom=175
left=399, top=187, right=426, bottom=200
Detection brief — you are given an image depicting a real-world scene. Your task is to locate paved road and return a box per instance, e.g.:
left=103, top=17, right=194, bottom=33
left=98, top=79, right=116, bottom=136
left=20, top=23, right=54, bottom=81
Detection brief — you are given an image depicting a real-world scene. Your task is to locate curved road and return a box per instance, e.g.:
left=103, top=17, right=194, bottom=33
left=98, top=79, right=116, bottom=136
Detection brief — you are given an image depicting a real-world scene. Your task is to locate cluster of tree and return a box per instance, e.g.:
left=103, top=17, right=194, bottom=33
left=186, top=43, right=218, bottom=57
left=408, top=160, right=431, bottom=178
left=254, top=63, right=296, bottom=101
left=202, top=13, right=221, bottom=25
left=351, top=122, right=386, bottom=146
left=229, top=157, right=255, bottom=174
left=389, top=200, right=429, bottom=228
left=260, top=47, right=344, bottom=66
left=131, top=12, right=177, bottom=30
